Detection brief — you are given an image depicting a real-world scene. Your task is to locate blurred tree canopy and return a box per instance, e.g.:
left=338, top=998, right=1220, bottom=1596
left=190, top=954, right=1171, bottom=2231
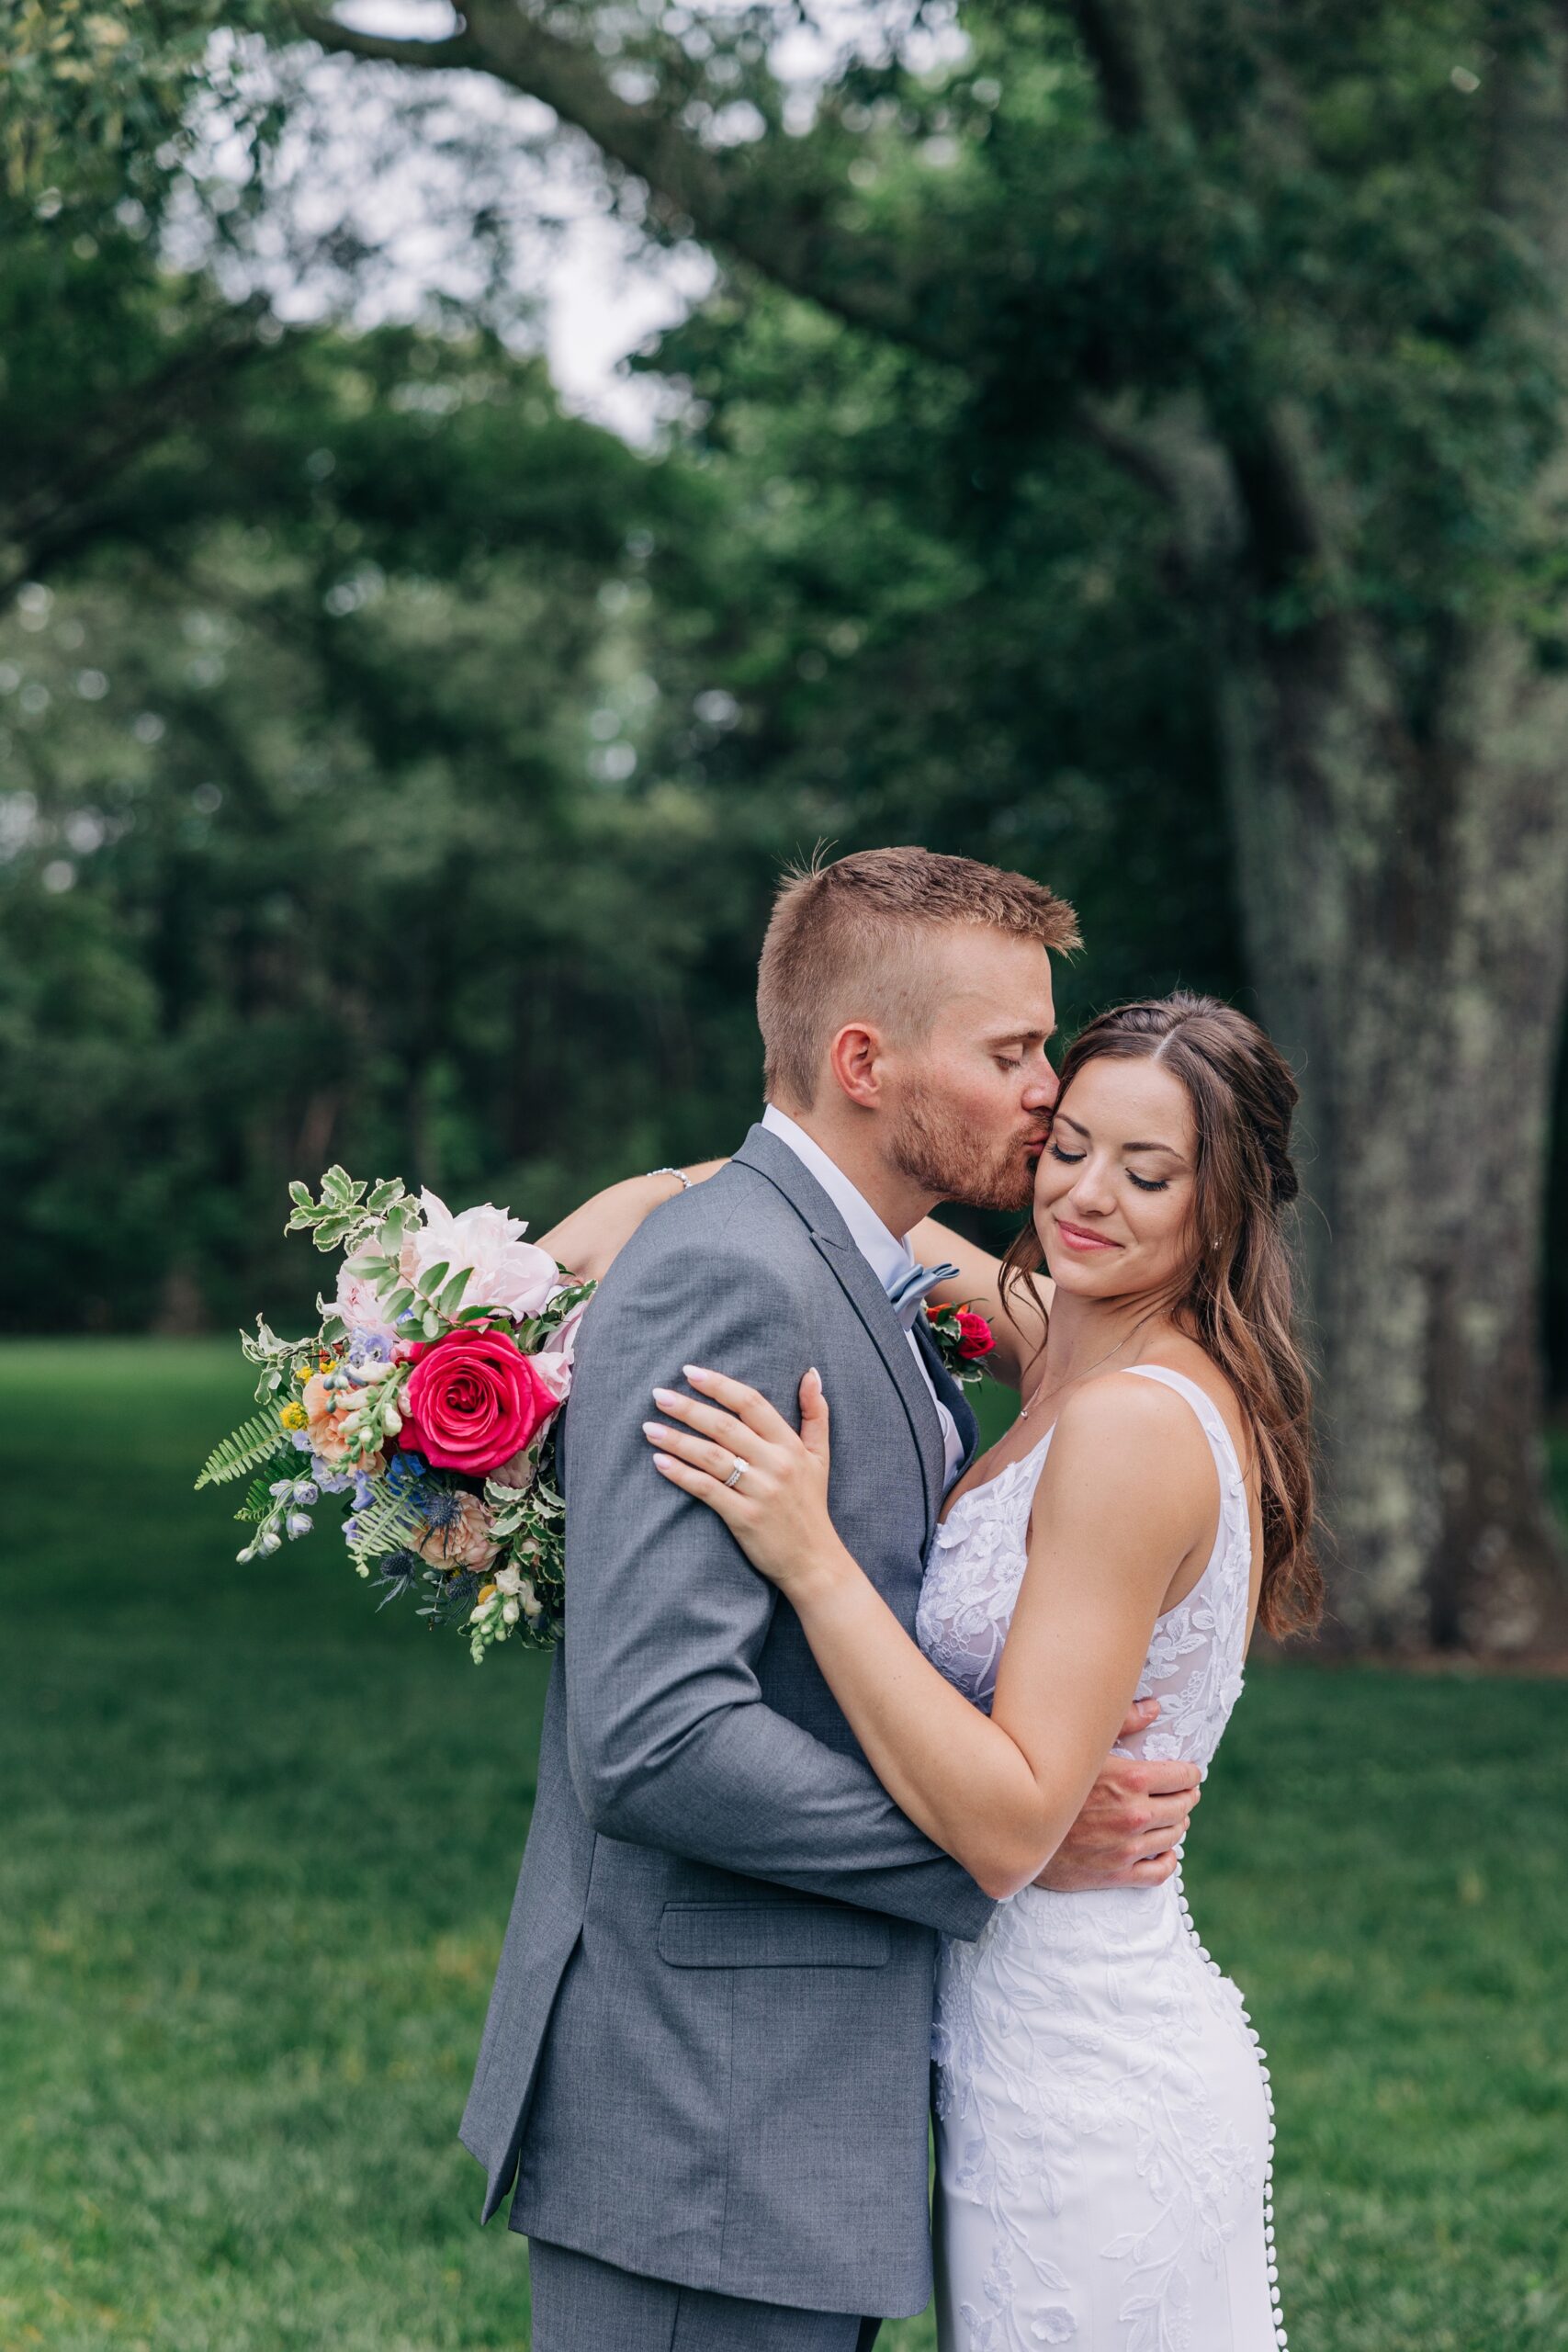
left=4, top=1, right=1567, bottom=1652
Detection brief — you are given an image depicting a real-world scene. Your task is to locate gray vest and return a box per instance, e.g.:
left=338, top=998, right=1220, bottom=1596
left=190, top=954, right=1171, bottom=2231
left=458, top=1125, right=990, bottom=2317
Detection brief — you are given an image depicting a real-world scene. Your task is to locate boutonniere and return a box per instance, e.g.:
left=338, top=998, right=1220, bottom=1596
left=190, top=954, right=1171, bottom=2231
left=924, top=1299, right=997, bottom=1387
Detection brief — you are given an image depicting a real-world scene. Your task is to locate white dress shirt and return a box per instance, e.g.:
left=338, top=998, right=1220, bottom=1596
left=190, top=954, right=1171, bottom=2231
left=761, top=1103, right=964, bottom=1490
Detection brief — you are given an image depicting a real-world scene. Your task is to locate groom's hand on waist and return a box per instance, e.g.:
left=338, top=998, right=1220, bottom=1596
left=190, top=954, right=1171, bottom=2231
left=1032, top=1699, right=1201, bottom=1893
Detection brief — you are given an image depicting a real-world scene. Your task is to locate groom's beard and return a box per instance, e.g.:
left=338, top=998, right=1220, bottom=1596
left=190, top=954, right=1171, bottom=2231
left=886, top=1081, right=1040, bottom=1214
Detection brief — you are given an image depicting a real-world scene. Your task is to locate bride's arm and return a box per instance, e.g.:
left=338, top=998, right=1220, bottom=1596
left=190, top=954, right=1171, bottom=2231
left=540, top=1160, right=726, bottom=1283
left=645, top=1367, right=1209, bottom=1898
left=907, top=1216, right=1052, bottom=1391
left=545, top=1171, right=1050, bottom=1391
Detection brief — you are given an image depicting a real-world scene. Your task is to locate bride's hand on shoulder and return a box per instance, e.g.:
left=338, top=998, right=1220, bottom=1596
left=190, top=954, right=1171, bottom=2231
left=643, top=1365, right=845, bottom=1600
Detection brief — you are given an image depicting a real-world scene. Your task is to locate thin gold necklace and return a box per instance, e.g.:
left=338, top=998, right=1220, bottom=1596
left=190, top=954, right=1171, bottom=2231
left=1017, top=1311, right=1160, bottom=1422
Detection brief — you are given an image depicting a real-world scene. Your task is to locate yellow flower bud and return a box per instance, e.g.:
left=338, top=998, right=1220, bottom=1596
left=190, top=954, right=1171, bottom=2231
left=279, top=1401, right=309, bottom=1431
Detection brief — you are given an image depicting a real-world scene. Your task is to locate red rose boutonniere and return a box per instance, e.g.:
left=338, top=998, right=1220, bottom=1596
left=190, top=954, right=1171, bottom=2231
left=925, top=1299, right=997, bottom=1387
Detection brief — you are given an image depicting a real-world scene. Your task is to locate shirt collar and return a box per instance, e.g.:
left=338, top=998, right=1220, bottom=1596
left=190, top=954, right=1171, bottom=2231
left=760, top=1103, right=914, bottom=1294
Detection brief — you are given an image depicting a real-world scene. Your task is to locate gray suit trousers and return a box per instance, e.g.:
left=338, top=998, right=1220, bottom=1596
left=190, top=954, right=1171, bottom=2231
left=529, top=2237, right=883, bottom=2351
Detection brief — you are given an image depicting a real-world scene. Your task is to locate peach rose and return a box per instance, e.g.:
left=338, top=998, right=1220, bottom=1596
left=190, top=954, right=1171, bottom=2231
left=302, top=1373, right=386, bottom=1473
left=412, top=1492, right=500, bottom=1573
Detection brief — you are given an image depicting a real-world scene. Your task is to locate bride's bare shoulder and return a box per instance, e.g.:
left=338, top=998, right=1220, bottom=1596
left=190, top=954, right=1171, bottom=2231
left=1033, top=1374, right=1216, bottom=1562
left=1135, top=1334, right=1251, bottom=1463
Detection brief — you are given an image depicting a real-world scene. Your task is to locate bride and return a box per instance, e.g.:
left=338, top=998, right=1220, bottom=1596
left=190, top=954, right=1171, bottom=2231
left=552, top=992, right=1318, bottom=2351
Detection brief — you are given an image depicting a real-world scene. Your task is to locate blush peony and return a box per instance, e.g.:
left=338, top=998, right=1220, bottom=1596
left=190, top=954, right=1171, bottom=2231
left=334, top=1251, right=398, bottom=1340
left=398, top=1326, right=561, bottom=1476
left=399, top=1191, right=559, bottom=1323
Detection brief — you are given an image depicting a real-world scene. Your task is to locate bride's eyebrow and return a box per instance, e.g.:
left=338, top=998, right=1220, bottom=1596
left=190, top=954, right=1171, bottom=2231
left=1055, top=1111, right=1184, bottom=1159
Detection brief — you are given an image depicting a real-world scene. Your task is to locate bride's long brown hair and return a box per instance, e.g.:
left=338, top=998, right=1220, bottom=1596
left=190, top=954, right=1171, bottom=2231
left=1003, top=993, right=1322, bottom=1639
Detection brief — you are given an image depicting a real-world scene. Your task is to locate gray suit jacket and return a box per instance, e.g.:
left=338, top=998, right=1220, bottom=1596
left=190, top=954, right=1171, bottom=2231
left=458, top=1125, right=993, bottom=2317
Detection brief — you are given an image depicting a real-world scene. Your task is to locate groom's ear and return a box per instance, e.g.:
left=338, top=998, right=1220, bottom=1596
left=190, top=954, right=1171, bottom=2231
left=827, top=1019, right=891, bottom=1109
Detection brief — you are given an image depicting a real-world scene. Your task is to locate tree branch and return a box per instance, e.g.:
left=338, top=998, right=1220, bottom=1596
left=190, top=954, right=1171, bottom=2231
left=1064, top=1, right=1338, bottom=592
left=292, top=12, right=475, bottom=71
left=0, top=306, right=271, bottom=608
left=1065, top=0, right=1186, bottom=144
left=295, top=4, right=957, bottom=357
left=1077, top=392, right=1242, bottom=575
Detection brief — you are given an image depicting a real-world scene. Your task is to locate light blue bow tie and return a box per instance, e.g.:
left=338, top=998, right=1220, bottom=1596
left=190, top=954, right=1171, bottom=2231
left=884, top=1260, right=960, bottom=1333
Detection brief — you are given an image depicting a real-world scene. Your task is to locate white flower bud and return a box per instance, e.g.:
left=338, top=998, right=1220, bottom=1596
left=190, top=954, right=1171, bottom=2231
left=502, top=1597, right=521, bottom=1624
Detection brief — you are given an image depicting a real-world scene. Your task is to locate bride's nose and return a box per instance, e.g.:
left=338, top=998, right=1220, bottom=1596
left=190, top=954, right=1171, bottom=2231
left=1068, top=1157, right=1119, bottom=1216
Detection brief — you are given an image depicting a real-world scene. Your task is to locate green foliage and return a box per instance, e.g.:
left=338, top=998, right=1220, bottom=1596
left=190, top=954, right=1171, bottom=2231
left=235, top=1470, right=282, bottom=1523
left=4, top=1340, right=1566, bottom=2349
left=285, top=1169, right=412, bottom=1260
left=2, top=0, right=1564, bottom=1403
left=344, top=1483, right=427, bottom=1581
left=193, top=1405, right=293, bottom=1488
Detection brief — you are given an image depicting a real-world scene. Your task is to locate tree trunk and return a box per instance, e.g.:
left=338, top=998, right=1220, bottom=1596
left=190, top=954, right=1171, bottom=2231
left=1219, top=617, right=1568, bottom=1651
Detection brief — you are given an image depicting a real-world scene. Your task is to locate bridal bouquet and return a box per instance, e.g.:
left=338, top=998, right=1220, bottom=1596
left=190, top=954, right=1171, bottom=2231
left=196, top=1169, right=592, bottom=1660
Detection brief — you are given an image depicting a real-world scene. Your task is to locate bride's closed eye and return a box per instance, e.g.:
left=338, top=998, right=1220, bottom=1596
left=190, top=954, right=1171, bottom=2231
left=1047, top=1139, right=1170, bottom=1193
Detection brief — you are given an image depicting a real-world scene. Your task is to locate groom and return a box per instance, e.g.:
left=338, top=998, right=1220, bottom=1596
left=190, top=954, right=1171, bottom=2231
left=461, top=847, right=1201, bottom=2348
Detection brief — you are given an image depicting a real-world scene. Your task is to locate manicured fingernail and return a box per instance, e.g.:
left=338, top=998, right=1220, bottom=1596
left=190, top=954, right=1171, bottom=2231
left=652, top=1454, right=677, bottom=1473
left=652, top=1388, right=680, bottom=1408
left=642, top=1421, right=670, bottom=1441
left=682, top=1363, right=709, bottom=1381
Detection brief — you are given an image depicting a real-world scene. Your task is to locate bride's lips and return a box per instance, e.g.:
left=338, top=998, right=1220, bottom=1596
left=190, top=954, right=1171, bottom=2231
left=1054, top=1218, right=1122, bottom=1254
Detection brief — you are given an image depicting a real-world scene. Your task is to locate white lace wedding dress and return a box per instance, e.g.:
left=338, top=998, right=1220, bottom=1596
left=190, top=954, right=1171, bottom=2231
left=917, top=1366, right=1286, bottom=2352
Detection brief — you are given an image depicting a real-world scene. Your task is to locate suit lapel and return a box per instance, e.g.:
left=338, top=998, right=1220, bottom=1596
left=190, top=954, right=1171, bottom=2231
left=732, top=1125, right=944, bottom=1538
left=915, top=1312, right=980, bottom=1472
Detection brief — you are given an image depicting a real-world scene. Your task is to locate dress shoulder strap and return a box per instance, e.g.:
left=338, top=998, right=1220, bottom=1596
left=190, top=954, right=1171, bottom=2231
left=1119, top=1364, right=1248, bottom=1521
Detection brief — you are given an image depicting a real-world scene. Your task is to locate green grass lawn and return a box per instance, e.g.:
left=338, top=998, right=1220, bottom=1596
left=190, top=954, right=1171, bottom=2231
left=1, top=1342, right=1564, bottom=2351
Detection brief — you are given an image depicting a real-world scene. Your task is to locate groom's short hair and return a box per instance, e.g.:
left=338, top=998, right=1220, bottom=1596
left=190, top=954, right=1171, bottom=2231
left=758, top=845, right=1079, bottom=1109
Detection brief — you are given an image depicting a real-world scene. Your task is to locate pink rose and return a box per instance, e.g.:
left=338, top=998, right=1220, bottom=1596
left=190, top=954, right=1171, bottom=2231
left=398, top=1326, right=560, bottom=1475
left=955, top=1308, right=996, bottom=1361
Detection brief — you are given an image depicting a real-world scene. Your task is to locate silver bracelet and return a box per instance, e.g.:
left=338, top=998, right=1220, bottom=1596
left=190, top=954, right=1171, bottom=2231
left=649, top=1166, right=692, bottom=1191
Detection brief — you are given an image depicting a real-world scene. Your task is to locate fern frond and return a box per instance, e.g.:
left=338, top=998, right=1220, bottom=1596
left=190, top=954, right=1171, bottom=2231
left=234, top=1475, right=279, bottom=1524
left=197, top=1412, right=295, bottom=1490
left=346, top=1487, right=427, bottom=1577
